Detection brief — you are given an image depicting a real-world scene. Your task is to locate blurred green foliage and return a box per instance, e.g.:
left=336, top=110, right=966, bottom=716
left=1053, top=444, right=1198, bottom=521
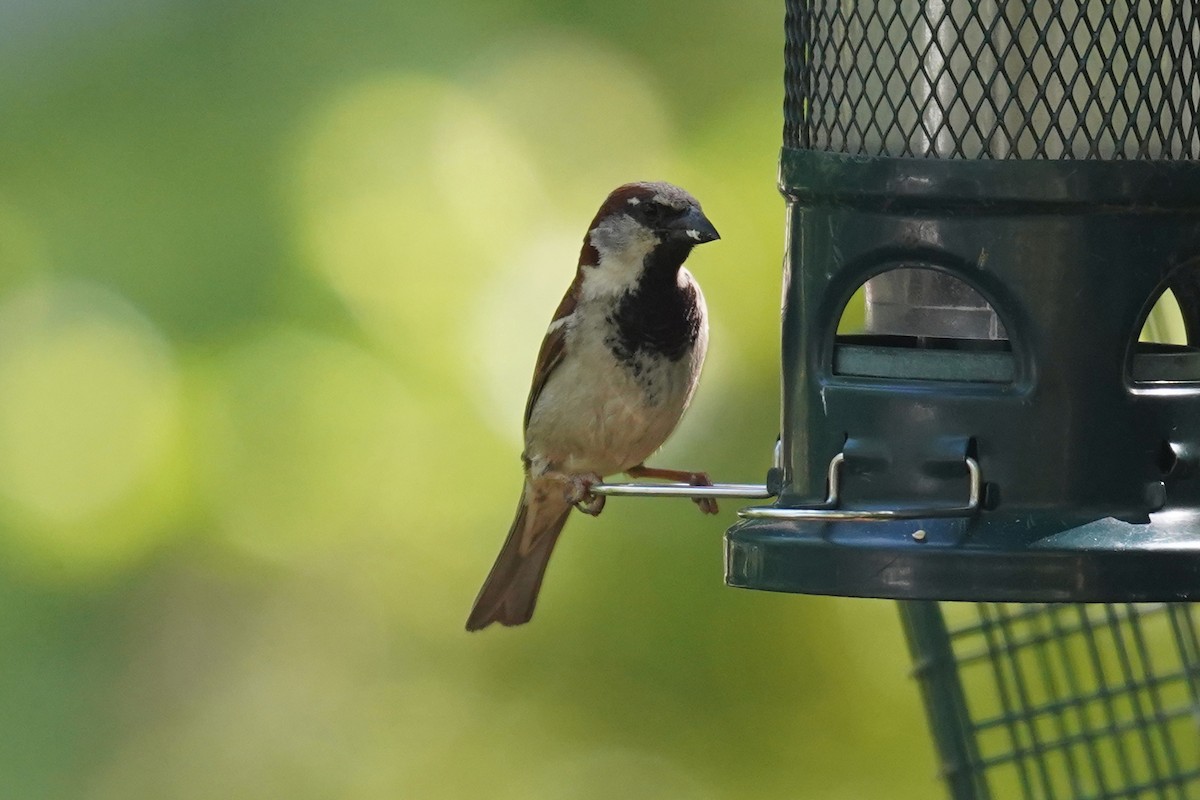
left=0, top=1, right=1039, bottom=798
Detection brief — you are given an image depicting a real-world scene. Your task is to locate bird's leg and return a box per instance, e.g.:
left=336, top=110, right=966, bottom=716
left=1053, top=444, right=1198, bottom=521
left=557, top=472, right=606, bottom=516
left=626, top=464, right=719, bottom=515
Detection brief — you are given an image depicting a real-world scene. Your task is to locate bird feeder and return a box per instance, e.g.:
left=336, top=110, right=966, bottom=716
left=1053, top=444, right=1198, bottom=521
left=725, top=0, right=1200, bottom=603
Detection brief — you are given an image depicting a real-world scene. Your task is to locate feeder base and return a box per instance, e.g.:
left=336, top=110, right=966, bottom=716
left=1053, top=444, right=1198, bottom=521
left=725, top=511, right=1200, bottom=602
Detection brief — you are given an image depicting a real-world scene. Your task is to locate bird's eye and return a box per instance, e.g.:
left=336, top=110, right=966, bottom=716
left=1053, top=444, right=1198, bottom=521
left=642, top=203, right=668, bottom=225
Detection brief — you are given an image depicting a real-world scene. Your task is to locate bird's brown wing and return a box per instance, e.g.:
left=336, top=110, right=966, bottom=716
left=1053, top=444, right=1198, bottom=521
left=523, top=274, right=581, bottom=431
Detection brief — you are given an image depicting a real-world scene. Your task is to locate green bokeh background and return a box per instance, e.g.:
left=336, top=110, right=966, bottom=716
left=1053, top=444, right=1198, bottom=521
left=0, top=2, right=1046, bottom=798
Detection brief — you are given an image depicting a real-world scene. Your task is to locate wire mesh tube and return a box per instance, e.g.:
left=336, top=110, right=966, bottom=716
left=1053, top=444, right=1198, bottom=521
left=785, top=0, right=1200, bottom=159
left=901, top=602, right=1200, bottom=800
left=786, top=0, right=1200, bottom=339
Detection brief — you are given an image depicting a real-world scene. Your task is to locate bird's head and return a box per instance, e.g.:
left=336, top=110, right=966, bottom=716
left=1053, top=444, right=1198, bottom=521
left=579, top=182, right=719, bottom=281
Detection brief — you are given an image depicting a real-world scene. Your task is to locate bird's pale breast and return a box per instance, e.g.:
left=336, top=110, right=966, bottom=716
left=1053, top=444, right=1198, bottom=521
left=525, top=278, right=707, bottom=477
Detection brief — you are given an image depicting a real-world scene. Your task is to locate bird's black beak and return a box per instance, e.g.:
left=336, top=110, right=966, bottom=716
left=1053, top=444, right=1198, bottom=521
left=668, top=206, right=720, bottom=244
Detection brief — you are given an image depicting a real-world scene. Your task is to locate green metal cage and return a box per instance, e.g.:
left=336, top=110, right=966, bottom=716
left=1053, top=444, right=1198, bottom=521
left=903, top=602, right=1200, bottom=800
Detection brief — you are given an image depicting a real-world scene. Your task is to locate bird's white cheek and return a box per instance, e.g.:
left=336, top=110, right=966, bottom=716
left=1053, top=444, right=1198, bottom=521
left=581, top=226, right=658, bottom=300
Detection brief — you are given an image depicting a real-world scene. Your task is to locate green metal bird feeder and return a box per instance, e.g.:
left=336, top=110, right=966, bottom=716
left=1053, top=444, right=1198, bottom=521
left=720, top=0, right=1200, bottom=797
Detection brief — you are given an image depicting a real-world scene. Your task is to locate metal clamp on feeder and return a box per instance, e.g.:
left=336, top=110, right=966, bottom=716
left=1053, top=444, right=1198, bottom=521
left=738, top=453, right=981, bottom=522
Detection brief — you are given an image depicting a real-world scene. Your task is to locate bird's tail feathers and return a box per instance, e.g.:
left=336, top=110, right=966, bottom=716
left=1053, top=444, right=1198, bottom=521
left=466, top=484, right=571, bottom=631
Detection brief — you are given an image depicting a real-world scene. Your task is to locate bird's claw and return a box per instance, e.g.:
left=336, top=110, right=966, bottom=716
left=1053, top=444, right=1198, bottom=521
left=626, top=464, right=721, bottom=515
left=575, top=493, right=606, bottom=516
left=687, top=472, right=718, bottom=515
left=565, top=473, right=606, bottom=516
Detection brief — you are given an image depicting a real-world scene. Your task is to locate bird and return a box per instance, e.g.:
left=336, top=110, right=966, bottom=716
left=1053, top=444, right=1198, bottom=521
left=466, top=181, right=721, bottom=631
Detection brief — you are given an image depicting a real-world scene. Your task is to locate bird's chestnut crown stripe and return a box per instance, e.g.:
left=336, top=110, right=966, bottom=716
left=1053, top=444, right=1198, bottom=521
left=585, top=183, right=662, bottom=230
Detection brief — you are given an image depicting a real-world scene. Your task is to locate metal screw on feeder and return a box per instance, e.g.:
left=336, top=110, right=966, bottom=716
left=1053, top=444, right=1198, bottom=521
left=714, top=0, right=1200, bottom=797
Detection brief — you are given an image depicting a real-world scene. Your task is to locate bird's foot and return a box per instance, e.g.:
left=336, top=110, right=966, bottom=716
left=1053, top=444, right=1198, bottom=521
left=564, top=473, right=606, bottom=516
left=575, top=493, right=606, bottom=516
left=689, top=474, right=719, bottom=516
left=626, top=464, right=719, bottom=515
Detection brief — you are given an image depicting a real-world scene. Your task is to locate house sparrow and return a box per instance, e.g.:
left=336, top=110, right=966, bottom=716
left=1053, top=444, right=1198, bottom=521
left=466, top=181, right=720, bottom=631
